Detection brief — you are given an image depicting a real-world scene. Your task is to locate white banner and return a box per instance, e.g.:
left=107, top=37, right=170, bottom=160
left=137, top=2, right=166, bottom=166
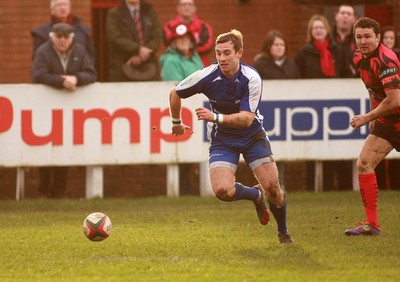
left=0, top=79, right=398, bottom=167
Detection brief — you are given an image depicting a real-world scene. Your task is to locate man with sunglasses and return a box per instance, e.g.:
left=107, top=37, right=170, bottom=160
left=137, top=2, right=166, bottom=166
left=31, top=23, right=96, bottom=198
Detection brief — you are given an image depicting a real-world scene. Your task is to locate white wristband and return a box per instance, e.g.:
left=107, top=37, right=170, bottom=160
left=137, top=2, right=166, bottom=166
left=213, top=113, right=224, bottom=124
left=218, top=114, right=224, bottom=124
left=171, top=117, right=181, bottom=126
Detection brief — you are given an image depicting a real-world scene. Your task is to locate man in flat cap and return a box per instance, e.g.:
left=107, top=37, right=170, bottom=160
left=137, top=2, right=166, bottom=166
left=31, top=22, right=96, bottom=198
left=32, top=23, right=96, bottom=90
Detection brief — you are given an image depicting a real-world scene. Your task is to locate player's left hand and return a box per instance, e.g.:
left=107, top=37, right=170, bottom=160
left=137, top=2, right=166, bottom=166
left=195, top=107, right=213, bottom=122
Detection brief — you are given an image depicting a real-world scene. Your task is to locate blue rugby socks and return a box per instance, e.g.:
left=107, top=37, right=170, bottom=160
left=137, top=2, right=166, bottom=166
left=234, top=182, right=260, bottom=201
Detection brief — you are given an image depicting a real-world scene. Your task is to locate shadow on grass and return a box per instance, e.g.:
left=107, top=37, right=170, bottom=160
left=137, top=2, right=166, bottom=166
left=236, top=243, right=327, bottom=271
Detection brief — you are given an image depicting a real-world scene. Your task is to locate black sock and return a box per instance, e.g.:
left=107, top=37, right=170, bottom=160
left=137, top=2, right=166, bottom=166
left=268, top=194, right=288, bottom=233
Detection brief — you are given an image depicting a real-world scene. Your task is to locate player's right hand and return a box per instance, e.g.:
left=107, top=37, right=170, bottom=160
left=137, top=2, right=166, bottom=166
left=350, top=114, right=369, bottom=130
left=172, top=124, right=190, bottom=136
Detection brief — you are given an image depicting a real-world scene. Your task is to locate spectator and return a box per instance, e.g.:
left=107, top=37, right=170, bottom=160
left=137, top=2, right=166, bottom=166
left=253, top=30, right=300, bottom=79
left=164, top=0, right=213, bottom=67
left=295, top=15, right=346, bottom=191
left=31, top=0, right=95, bottom=64
left=160, top=23, right=203, bottom=195
left=106, top=0, right=162, bottom=82
left=160, top=24, right=203, bottom=81
left=253, top=30, right=299, bottom=190
left=31, top=23, right=97, bottom=198
left=380, top=26, right=400, bottom=60
left=333, top=3, right=357, bottom=78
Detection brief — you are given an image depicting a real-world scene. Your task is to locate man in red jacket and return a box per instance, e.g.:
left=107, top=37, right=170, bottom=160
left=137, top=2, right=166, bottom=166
left=164, top=0, right=213, bottom=67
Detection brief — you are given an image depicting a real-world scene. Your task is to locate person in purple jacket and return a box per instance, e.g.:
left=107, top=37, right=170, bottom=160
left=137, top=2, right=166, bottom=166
left=31, top=23, right=96, bottom=198
left=169, top=29, right=293, bottom=243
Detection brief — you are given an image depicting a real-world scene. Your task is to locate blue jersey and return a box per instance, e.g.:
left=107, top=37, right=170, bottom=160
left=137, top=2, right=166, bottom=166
left=175, top=62, right=265, bottom=142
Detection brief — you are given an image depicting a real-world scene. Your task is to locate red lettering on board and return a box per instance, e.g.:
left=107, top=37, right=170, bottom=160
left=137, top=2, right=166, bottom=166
left=0, top=97, right=13, bottom=133
left=73, top=108, right=140, bottom=145
left=21, top=110, right=63, bottom=145
left=150, top=107, right=192, bottom=153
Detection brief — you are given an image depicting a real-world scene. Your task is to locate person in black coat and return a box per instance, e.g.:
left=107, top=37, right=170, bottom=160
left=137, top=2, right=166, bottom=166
left=253, top=30, right=300, bottom=79
left=31, top=23, right=96, bottom=198
left=333, top=4, right=358, bottom=78
left=31, top=0, right=95, bottom=63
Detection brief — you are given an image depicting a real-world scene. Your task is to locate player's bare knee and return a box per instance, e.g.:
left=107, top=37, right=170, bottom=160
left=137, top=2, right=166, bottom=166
left=356, top=158, right=373, bottom=173
left=213, top=186, right=233, bottom=202
left=214, top=190, right=233, bottom=202
left=265, top=184, right=284, bottom=204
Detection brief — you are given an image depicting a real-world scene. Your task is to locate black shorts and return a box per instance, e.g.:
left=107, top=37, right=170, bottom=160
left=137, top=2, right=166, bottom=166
left=371, top=121, right=400, bottom=152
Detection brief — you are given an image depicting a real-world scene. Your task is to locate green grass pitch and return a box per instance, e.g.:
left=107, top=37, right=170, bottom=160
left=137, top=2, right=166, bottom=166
left=1, top=191, right=399, bottom=281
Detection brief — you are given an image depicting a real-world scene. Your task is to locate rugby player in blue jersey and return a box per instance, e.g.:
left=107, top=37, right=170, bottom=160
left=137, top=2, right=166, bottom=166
left=168, top=29, right=293, bottom=243
left=345, top=17, right=400, bottom=236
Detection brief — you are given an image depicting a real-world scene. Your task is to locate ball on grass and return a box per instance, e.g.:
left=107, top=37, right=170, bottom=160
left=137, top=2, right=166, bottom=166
left=83, top=212, right=112, bottom=242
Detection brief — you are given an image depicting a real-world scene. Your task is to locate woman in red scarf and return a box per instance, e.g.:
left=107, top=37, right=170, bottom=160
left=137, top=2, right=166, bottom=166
left=295, top=14, right=345, bottom=78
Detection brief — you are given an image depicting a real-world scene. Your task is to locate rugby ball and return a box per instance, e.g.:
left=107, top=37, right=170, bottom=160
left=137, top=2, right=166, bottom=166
left=83, top=212, right=112, bottom=241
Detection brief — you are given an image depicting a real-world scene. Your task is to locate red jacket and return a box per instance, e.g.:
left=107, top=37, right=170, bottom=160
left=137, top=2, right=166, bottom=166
left=164, top=14, right=213, bottom=66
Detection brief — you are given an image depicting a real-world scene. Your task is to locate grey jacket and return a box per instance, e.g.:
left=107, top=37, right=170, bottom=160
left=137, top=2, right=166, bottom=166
left=31, top=16, right=95, bottom=64
left=31, top=40, right=97, bottom=88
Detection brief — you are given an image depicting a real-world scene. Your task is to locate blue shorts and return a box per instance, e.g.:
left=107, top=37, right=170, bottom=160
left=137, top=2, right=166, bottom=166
left=371, top=121, right=400, bottom=151
left=209, top=132, right=274, bottom=172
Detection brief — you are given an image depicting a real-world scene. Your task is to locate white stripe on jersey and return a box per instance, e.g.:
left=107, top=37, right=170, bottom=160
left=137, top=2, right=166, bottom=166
left=241, top=65, right=263, bottom=112
left=176, top=63, right=219, bottom=92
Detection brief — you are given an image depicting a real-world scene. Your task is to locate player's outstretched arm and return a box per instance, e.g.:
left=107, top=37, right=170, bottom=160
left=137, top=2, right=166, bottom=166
left=367, top=89, right=400, bottom=121
left=351, top=89, right=400, bottom=130
left=169, top=88, right=190, bottom=135
left=169, top=88, right=182, bottom=119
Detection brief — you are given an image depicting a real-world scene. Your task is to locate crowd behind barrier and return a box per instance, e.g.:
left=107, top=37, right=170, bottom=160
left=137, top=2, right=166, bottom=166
left=2, top=80, right=399, bottom=200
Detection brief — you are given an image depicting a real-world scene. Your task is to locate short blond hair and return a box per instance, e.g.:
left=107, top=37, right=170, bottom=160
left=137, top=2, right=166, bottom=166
left=216, top=29, right=243, bottom=52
